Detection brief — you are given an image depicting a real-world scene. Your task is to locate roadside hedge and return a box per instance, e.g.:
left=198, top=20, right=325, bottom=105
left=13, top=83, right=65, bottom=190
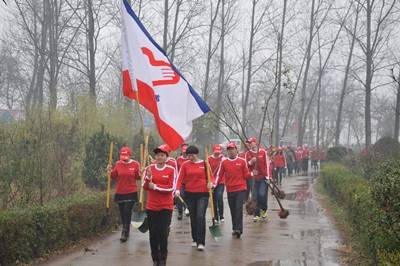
left=320, top=163, right=400, bottom=265
left=0, top=192, right=119, bottom=265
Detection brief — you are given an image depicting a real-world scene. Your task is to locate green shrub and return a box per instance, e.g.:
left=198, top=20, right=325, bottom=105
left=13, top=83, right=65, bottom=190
left=326, top=146, right=351, bottom=163
left=371, top=160, right=400, bottom=250
left=321, top=163, right=400, bottom=265
left=0, top=192, right=118, bottom=265
left=82, top=128, right=124, bottom=189
left=372, top=137, right=400, bottom=159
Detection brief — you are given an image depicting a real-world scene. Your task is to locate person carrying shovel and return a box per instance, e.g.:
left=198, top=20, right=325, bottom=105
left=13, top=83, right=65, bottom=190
left=107, top=146, right=141, bottom=242
left=216, top=142, right=251, bottom=238
left=245, top=137, right=271, bottom=222
left=208, top=144, right=225, bottom=224
left=143, top=145, right=176, bottom=266
left=175, top=145, right=214, bottom=251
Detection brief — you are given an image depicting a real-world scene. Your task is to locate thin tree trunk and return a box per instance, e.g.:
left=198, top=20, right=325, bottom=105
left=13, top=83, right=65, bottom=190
left=48, top=0, right=58, bottom=110
left=273, top=0, right=287, bottom=146
left=281, top=52, right=307, bottom=139
left=395, top=74, right=400, bottom=141
left=87, top=0, right=96, bottom=100
left=36, top=0, right=49, bottom=108
left=203, top=0, right=221, bottom=101
left=335, top=3, right=359, bottom=146
left=170, top=0, right=182, bottom=63
left=316, top=33, right=322, bottom=150
left=215, top=0, right=225, bottom=142
left=297, top=0, right=316, bottom=146
left=242, top=0, right=256, bottom=127
left=365, top=0, right=372, bottom=148
left=163, top=0, right=169, bottom=52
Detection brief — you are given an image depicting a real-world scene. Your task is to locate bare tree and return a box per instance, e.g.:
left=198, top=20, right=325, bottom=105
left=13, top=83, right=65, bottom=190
left=202, top=0, right=221, bottom=101
left=353, top=0, right=396, bottom=148
left=273, top=0, right=287, bottom=146
left=335, top=1, right=360, bottom=145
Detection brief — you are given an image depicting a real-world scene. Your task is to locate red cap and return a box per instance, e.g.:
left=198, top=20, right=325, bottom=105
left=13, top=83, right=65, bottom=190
left=247, top=137, right=257, bottom=143
left=153, top=144, right=170, bottom=155
left=213, top=144, right=222, bottom=153
left=119, top=146, right=131, bottom=161
left=226, top=142, right=237, bottom=149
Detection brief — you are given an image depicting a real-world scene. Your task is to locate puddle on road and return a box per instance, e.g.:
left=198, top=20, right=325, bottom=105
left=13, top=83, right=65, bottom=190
left=248, top=260, right=306, bottom=266
left=284, top=191, right=313, bottom=201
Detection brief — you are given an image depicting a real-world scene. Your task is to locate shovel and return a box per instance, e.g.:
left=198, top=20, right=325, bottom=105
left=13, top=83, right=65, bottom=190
left=205, top=148, right=222, bottom=241
left=102, top=142, right=114, bottom=226
left=131, top=135, right=150, bottom=233
left=177, top=195, right=188, bottom=209
left=270, top=180, right=286, bottom=199
left=267, top=182, right=289, bottom=219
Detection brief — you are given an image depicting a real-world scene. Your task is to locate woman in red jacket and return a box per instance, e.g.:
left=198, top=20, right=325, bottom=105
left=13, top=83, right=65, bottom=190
left=175, top=145, right=214, bottom=251
left=216, top=142, right=251, bottom=238
left=107, top=146, right=141, bottom=242
left=208, top=144, right=225, bottom=223
left=274, top=148, right=287, bottom=185
left=143, top=145, right=176, bottom=266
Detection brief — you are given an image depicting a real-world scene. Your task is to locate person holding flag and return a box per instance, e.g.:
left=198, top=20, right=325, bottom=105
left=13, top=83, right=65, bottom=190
left=245, top=137, right=271, bottom=222
left=216, top=142, right=251, bottom=238
left=208, top=144, right=225, bottom=223
left=107, top=146, right=141, bottom=242
left=175, top=145, right=214, bottom=251
left=143, top=145, right=176, bottom=266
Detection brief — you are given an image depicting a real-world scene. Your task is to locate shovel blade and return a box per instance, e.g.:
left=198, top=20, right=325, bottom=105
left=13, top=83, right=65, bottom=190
left=138, top=217, right=149, bottom=233
left=209, top=224, right=222, bottom=241
left=131, top=211, right=147, bottom=228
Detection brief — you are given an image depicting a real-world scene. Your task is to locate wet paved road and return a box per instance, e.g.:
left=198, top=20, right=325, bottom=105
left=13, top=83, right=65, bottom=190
left=44, top=174, right=342, bottom=266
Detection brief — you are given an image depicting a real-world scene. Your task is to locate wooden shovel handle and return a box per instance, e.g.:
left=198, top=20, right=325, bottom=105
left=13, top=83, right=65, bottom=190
left=204, top=148, right=215, bottom=219
left=106, top=142, right=114, bottom=209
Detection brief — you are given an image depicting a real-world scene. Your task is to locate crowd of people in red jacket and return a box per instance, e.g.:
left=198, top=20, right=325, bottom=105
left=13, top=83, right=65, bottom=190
left=107, top=138, right=326, bottom=266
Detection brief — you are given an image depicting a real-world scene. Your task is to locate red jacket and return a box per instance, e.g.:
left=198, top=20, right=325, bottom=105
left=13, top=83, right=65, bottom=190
left=111, top=160, right=141, bottom=194
left=143, top=164, right=176, bottom=211
left=295, top=150, right=303, bottom=161
left=208, top=155, right=224, bottom=184
left=217, top=156, right=251, bottom=192
left=303, top=148, right=310, bottom=158
left=274, top=153, right=287, bottom=168
left=245, top=149, right=271, bottom=180
left=311, top=150, right=318, bottom=160
left=166, top=157, right=177, bottom=171
left=176, top=155, right=189, bottom=172
left=176, top=160, right=215, bottom=193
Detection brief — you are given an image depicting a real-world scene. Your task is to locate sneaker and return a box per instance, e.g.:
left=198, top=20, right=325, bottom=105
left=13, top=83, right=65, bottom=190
left=253, top=216, right=260, bottom=222
left=220, top=218, right=225, bottom=223
left=197, top=244, right=205, bottom=251
left=184, top=209, right=190, bottom=216
left=177, top=213, right=183, bottom=220
left=191, top=241, right=197, bottom=247
left=261, top=210, right=268, bottom=219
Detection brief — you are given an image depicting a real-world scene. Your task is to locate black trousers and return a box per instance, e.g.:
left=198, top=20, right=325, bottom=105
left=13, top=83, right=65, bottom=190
left=185, top=192, right=209, bottom=245
left=117, top=201, right=135, bottom=226
left=147, top=209, right=172, bottom=263
left=213, top=184, right=225, bottom=220
left=303, top=159, right=309, bottom=173
left=227, top=190, right=246, bottom=233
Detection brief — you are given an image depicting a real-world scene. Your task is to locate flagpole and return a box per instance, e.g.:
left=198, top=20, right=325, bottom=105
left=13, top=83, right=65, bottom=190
left=126, top=0, right=146, bottom=142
